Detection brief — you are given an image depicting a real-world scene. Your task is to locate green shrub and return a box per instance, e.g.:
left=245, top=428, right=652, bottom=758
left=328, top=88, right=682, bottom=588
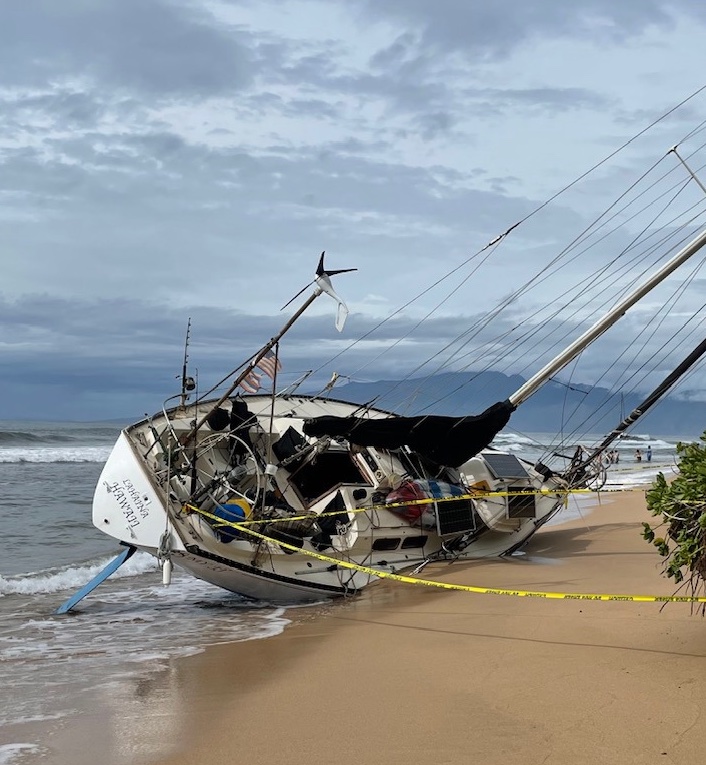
left=644, top=435, right=706, bottom=592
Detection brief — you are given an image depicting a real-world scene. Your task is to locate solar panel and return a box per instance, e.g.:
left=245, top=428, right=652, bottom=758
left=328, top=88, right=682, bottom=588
left=481, top=452, right=529, bottom=480
left=436, top=499, right=477, bottom=536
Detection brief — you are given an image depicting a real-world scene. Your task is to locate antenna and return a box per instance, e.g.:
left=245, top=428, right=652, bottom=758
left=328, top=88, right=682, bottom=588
left=179, top=318, right=196, bottom=408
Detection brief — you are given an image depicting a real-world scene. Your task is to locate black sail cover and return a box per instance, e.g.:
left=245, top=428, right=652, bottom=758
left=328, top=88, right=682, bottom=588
left=302, top=399, right=515, bottom=468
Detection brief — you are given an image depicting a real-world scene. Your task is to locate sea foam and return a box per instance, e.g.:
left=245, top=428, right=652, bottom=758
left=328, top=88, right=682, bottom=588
left=0, top=447, right=112, bottom=463
left=0, top=552, right=157, bottom=597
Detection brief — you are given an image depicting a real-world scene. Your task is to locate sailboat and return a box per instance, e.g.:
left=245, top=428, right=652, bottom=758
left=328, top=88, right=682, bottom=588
left=53, top=226, right=706, bottom=610
left=55, top=130, right=706, bottom=609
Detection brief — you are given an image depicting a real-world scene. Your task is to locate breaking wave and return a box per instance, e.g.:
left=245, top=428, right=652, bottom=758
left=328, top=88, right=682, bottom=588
left=0, top=447, right=112, bottom=464
left=0, top=552, right=159, bottom=597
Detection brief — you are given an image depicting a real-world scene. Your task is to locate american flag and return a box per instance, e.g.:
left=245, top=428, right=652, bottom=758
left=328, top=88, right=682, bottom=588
left=239, top=369, right=262, bottom=393
left=239, top=353, right=282, bottom=393
left=256, top=353, right=282, bottom=380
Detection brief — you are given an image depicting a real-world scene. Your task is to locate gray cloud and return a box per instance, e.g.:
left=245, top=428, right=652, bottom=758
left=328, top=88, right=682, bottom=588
left=0, top=293, right=495, bottom=419
left=4, top=97, right=576, bottom=309
left=0, top=0, right=252, bottom=95
left=2, top=0, right=706, bottom=420
left=3, top=253, right=704, bottom=421
left=358, top=0, right=705, bottom=58
left=464, top=88, right=613, bottom=114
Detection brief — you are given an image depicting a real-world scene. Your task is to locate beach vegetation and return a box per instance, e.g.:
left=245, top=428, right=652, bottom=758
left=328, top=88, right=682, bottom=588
left=644, top=435, right=706, bottom=597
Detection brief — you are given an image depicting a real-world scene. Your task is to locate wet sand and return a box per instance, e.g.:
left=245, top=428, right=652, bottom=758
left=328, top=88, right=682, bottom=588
left=139, top=490, right=706, bottom=765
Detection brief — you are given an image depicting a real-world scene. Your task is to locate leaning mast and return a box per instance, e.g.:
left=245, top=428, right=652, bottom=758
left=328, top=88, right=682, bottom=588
left=510, top=150, right=706, bottom=408
left=508, top=225, right=706, bottom=408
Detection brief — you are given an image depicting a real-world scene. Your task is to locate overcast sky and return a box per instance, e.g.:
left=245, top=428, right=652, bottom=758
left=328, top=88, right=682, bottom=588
left=3, top=0, right=706, bottom=421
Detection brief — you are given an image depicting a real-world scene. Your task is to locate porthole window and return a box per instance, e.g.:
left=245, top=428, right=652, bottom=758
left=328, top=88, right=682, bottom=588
left=372, top=538, right=400, bottom=551
left=401, top=536, right=428, bottom=549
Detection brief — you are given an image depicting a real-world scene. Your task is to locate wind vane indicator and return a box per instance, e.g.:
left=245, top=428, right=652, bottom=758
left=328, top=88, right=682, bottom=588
left=281, top=251, right=357, bottom=331
left=182, top=251, right=356, bottom=445
left=314, top=251, right=357, bottom=331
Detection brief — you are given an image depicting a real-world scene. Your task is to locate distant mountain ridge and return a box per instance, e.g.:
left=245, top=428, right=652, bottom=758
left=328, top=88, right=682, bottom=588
left=324, top=371, right=706, bottom=438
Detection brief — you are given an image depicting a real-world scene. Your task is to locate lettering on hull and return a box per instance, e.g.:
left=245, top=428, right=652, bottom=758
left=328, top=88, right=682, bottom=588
left=103, top=478, right=153, bottom=529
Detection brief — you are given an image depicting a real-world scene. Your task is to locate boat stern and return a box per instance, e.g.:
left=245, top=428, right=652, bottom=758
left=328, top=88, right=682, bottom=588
left=92, top=431, right=170, bottom=548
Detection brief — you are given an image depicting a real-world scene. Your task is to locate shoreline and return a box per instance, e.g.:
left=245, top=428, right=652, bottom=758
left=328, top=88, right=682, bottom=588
left=21, top=488, right=706, bottom=765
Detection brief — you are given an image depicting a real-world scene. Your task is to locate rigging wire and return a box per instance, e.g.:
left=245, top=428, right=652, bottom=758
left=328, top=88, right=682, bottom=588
left=534, top=253, right=706, bottom=457
left=535, top=269, right=706, bottom=462
left=413, top=203, right=706, bottom=414
left=414, top=157, right=705, bottom=383
left=192, top=85, right=706, bottom=432
left=323, top=152, right=706, bottom=413
left=303, top=85, right=706, bottom=386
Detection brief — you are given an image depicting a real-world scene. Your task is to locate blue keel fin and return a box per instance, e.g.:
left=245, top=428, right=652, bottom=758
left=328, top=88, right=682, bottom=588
left=55, top=545, right=137, bottom=614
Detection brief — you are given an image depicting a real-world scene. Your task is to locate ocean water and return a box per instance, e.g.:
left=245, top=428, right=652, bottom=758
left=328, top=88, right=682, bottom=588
left=0, top=421, right=686, bottom=763
left=0, top=421, right=291, bottom=764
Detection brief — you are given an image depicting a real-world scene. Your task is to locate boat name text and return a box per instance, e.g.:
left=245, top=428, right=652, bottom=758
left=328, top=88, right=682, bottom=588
left=105, top=479, right=152, bottom=528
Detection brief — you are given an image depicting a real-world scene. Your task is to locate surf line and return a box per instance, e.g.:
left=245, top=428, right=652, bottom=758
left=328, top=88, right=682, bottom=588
left=190, top=511, right=706, bottom=604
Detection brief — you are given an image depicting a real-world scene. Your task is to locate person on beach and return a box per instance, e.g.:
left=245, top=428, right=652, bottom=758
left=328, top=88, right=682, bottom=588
left=635, top=449, right=642, bottom=462
left=646, top=445, right=652, bottom=462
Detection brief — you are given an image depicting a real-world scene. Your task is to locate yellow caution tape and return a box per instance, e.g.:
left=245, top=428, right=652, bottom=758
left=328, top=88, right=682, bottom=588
left=186, top=505, right=706, bottom=603
left=184, top=484, right=630, bottom=527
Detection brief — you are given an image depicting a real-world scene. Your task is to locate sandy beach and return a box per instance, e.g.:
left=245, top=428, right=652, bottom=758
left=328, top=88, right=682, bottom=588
left=29, top=490, right=706, bottom=765
left=127, top=490, right=704, bottom=765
